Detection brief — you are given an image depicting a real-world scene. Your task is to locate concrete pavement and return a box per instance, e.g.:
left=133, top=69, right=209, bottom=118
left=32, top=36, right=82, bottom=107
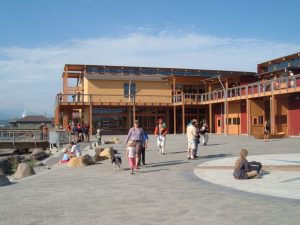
left=0, top=134, right=299, bottom=225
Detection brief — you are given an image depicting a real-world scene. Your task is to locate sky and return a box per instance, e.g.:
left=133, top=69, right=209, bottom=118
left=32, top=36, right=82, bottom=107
left=0, top=0, right=300, bottom=119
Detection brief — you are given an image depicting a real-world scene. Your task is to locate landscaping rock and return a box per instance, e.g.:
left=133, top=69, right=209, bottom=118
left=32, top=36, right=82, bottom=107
left=104, top=137, right=120, bottom=144
left=13, top=163, right=35, bottom=180
left=99, top=147, right=115, bottom=159
left=13, top=148, right=31, bottom=155
left=0, top=174, right=11, bottom=187
left=68, top=157, right=84, bottom=168
left=0, top=159, right=13, bottom=175
left=27, top=149, right=49, bottom=161
left=82, top=154, right=94, bottom=166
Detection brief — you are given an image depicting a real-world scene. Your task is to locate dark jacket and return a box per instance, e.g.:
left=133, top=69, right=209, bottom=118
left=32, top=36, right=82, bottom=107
left=233, top=158, right=249, bottom=179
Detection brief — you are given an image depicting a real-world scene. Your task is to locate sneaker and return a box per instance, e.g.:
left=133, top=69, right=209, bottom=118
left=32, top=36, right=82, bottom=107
left=162, top=153, right=165, bottom=155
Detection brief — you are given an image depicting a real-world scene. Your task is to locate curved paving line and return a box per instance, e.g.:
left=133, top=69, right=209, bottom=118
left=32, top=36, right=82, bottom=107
left=183, top=170, right=300, bottom=205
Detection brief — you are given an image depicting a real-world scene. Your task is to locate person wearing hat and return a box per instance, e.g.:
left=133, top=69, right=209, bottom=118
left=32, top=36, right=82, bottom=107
left=154, top=118, right=168, bottom=155
left=125, top=120, right=145, bottom=169
left=186, top=119, right=199, bottom=159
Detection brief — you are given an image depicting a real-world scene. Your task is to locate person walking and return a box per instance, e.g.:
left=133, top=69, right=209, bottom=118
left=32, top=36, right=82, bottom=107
left=154, top=118, right=168, bottom=155
left=200, top=122, right=209, bottom=146
left=186, top=119, right=199, bottom=159
left=263, top=121, right=270, bottom=142
left=138, top=131, right=149, bottom=166
left=125, top=120, right=144, bottom=169
left=126, top=141, right=136, bottom=174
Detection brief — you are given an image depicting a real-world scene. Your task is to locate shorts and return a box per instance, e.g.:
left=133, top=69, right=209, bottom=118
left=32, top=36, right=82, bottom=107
left=128, top=157, right=136, bottom=169
left=187, top=139, right=197, bottom=150
left=132, top=140, right=142, bottom=155
left=157, top=135, right=166, bottom=146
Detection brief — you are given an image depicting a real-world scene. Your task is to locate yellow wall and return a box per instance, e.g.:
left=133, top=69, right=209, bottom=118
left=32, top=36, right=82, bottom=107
left=84, top=79, right=172, bottom=103
left=275, top=96, right=288, bottom=134
left=228, top=101, right=241, bottom=134
left=250, top=99, right=264, bottom=135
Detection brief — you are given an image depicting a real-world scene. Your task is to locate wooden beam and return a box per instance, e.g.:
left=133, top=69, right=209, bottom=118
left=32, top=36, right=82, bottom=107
left=271, top=95, right=276, bottom=134
left=246, top=98, right=250, bottom=136
left=173, top=105, right=177, bottom=134
left=89, top=103, right=93, bottom=135
left=182, top=93, right=185, bottom=134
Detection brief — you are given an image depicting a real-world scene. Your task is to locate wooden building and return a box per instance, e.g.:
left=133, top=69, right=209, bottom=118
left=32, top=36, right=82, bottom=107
left=54, top=52, right=300, bottom=137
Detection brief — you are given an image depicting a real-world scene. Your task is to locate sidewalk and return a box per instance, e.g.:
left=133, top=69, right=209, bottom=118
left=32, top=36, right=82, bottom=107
left=0, top=134, right=299, bottom=225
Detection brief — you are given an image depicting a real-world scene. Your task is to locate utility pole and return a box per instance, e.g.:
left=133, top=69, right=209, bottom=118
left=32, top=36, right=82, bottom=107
left=217, top=76, right=227, bottom=136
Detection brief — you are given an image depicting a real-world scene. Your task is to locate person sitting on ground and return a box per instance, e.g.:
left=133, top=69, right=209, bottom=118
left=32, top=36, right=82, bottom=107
left=69, top=141, right=82, bottom=157
left=233, top=149, right=262, bottom=179
left=59, top=148, right=70, bottom=164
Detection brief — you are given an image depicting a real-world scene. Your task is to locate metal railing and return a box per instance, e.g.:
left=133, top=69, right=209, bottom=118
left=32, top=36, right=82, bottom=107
left=56, top=74, right=300, bottom=106
left=173, top=74, right=300, bottom=104
left=56, top=94, right=173, bottom=105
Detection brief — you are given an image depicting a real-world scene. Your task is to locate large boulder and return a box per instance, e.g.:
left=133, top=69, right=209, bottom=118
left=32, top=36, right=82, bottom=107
left=13, top=163, right=35, bottom=180
left=0, top=174, right=11, bottom=186
left=68, top=157, right=84, bottom=168
left=0, top=159, right=13, bottom=175
left=27, top=149, right=49, bottom=161
left=99, top=147, right=115, bottom=159
left=82, top=154, right=94, bottom=166
left=104, top=138, right=120, bottom=144
left=0, top=169, right=10, bottom=186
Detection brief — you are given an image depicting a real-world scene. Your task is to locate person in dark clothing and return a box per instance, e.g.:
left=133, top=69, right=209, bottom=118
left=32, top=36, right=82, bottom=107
left=233, top=149, right=260, bottom=179
left=138, top=131, right=149, bottom=166
left=264, top=121, right=270, bottom=142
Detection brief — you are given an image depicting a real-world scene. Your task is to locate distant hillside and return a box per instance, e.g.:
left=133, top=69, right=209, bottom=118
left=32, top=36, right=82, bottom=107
left=0, top=119, right=10, bottom=126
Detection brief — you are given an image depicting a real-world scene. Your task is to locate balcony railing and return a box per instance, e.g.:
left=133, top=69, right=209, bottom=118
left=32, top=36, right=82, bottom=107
left=56, top=94, right=173, bottom=105
left=173, top=74, right=300, bottom=104
left=56, top=74, right=300, bottom=106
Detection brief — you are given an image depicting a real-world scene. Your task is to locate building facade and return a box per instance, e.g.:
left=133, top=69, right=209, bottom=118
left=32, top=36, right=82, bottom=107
left=54, top=52, right=300, bottom=137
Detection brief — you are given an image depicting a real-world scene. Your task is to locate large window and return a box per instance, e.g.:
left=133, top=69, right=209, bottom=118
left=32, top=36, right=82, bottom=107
left=124, top=82, right=136, bottom=97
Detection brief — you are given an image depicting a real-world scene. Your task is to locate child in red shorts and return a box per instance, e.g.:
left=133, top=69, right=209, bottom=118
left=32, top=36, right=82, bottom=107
left=126, top=141, right=136, bottom=174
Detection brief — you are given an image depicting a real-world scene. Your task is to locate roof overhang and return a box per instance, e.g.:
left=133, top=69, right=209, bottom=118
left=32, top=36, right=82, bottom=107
left=85, top=74, right=167, bottom=82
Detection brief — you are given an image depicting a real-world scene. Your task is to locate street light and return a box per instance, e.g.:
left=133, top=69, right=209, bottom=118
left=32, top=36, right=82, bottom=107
left=201, top=75, right=227, bottom=136
left=217, top=76, right=227, bottom=136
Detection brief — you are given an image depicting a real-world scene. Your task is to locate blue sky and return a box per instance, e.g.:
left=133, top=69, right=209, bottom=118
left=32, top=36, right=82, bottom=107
left=0, top=0, right=300, bottom=119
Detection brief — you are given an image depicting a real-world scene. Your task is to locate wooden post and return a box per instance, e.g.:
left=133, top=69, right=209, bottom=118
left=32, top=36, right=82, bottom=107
left=173, top=105, right=177, bottom=134
left=182, top=93, right=185, bottom=134
left=172, top=76, right=177, bottom=134
left=208, top=84, right=212, bottom=133
left=133, top=97, right=136, bottom=125
left=225, top=80, right=229, bottom=135
left=271, top=95, right=276, bottom=134
left=209, top=104, right=212, bottom=133
left=54, top=106, right=59, bottom=126
left=63, top=65, right=68, bottom=102
left=246, top=99, right=250, bottom=136
left=89, top=103, right=93, bottom=135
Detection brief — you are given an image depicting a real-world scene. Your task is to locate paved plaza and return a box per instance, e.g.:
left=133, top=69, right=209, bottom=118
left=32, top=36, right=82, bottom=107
left=0, top=134, right=299, bottom=225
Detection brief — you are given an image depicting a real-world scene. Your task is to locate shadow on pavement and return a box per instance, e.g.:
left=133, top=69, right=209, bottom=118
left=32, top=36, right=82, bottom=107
left=148, top=160, right=188, bottom=168
left=139, top=168, right=169, bottom=174
left=197, top=153, right=232, bottom=159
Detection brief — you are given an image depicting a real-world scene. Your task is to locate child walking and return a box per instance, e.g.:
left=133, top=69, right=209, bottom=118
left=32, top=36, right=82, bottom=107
left=126, top=141, right=136, bottom=174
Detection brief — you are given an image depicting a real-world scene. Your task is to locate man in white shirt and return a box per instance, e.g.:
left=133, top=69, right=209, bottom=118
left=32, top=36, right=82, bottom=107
left=186, top=119, right=199, bottom=159
left=70, top=142, right=82, bottom=157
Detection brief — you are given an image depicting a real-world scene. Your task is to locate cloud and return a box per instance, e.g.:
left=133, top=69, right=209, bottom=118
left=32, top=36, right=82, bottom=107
left=0, top=30, right=299, bottom=118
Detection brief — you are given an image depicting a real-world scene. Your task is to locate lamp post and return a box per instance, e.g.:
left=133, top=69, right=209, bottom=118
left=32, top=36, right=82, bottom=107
left=217, top=76, right=227, bottom=136
left=201, top=75, right=227, bottom=136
